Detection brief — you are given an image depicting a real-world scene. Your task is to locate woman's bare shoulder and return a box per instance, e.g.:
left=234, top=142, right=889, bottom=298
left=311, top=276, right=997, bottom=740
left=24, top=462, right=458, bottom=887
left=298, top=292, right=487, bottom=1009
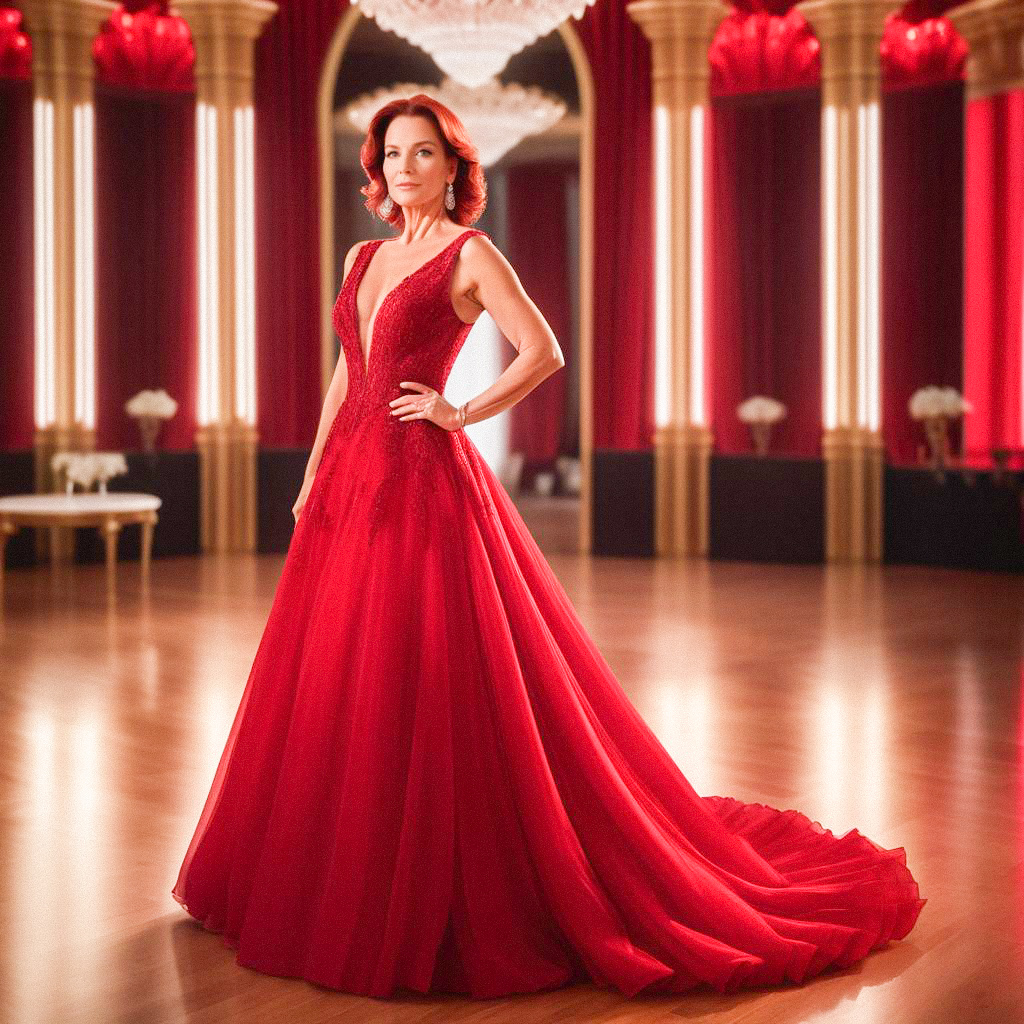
left=461, top=232, right=507, bottom=269
left=341, top=239, right=373, bottom=285
left=460, top=233, right=517, bottom=286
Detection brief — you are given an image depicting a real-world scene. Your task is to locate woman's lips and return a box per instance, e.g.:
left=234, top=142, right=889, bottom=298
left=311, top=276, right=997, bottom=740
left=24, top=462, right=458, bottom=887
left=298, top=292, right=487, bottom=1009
left=395, top=183, right=418, bottom=189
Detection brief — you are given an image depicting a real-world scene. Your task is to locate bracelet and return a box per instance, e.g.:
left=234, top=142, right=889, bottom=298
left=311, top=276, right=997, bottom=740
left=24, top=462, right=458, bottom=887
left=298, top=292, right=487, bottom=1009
left=458, top=402, right=468, bottom=429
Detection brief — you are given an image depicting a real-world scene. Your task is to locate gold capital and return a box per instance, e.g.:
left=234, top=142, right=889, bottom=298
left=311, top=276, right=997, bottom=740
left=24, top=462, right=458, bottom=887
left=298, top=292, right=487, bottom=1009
left=947, top=0, right=1024, bottom=99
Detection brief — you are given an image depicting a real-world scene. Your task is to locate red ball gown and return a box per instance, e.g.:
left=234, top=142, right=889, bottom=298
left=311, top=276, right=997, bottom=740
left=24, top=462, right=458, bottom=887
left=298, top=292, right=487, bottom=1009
left=172, top=227, right=926, bottom=999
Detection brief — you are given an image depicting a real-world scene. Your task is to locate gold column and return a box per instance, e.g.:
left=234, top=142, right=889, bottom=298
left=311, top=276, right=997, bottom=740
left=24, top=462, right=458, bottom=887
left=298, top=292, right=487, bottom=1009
left=947, top=0, right=1024, bottom=100
left=176, top=0, right=276, bottom=553
left=627, top=0, right=726, bottom=557
left=795, top=0, right=896, bottom=562
left=20, top=0, right=115, bottom=498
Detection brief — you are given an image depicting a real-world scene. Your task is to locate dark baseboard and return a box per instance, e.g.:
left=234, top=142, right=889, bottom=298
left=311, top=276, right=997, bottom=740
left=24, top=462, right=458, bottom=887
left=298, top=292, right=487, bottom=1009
left=710, top=454, right=825, bottom=564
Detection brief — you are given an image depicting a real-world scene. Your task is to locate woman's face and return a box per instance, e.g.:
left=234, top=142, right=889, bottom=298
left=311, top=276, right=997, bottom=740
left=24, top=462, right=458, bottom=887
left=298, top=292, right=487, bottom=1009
left=381, top=114, right=454, bottom=214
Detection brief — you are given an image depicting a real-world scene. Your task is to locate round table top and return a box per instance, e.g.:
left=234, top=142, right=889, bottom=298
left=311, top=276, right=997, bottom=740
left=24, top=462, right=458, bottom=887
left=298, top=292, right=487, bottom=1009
left=0, top=493, right=162, bottom=514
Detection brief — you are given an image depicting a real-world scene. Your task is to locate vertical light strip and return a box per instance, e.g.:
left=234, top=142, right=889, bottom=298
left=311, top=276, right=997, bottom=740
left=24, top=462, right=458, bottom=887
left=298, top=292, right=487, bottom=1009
left=689, top=104, right=705, bottom=426
left=197, top=102, right=219, bottom=425
left=73, top=102, right=96, bottom=429
left=856, top=103, right=869, bottom=430
left=865, top=100, right=880, bottom=432
left=654, top=105, right=672, bottom=428
left=73, top=104, right=84, bottom=425
left=233, top=105, right=256, bottom=426
left=823, top=105, right=838, bottom=431
left=244, top=104, right=255, bottom=424
left=84, top=102, right=96, bottom=429
left=852, top=101, right=881, bottom=432
left=33, top=98, right=56, bottom=428
left=197, top=101, right=208, bottom=424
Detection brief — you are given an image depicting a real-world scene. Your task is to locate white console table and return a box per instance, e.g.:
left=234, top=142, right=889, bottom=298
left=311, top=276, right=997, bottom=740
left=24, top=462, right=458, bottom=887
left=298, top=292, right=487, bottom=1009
left=0, top=493, right=161, bottom=594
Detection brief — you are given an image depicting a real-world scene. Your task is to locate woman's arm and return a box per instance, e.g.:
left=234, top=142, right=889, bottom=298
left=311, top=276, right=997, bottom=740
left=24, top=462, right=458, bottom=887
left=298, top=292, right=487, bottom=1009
left=302, top=241, right=365, bottom=483
left=450, top=235, right=564, bottom=427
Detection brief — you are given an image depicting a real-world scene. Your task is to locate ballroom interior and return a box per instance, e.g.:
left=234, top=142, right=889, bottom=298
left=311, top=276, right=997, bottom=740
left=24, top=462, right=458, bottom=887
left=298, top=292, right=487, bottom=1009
left=0, top=0, right=1022, bottom=1022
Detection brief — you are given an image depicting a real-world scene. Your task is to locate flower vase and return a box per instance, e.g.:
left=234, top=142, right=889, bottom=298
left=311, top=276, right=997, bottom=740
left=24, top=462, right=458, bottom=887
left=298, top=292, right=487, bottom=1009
left=923, top=415, right=949, bottom=470
left=138, top=414, right=161, bottom=453
left=750, top=421, right=772, bottom=456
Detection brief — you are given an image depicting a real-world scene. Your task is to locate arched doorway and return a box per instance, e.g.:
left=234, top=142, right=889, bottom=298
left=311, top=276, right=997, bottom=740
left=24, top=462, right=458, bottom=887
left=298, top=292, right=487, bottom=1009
left=316, top=9, right=595, bottom=553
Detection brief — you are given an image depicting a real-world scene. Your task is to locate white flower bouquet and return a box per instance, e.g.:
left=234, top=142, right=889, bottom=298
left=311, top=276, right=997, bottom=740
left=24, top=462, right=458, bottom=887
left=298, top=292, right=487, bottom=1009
left=908, top=386, right=971, bottom=469
left=51, top=452, right=129, bottom=494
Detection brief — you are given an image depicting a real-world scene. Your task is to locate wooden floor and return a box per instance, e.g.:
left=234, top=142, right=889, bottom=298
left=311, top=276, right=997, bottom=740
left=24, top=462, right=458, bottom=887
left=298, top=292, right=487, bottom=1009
left=1, top=545, right=1021, bottom=1024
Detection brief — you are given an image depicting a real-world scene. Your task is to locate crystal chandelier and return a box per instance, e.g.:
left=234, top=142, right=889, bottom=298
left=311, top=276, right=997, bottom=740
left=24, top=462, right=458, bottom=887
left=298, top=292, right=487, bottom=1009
left=351, top=0, right=597, bottom=88
left=344, top=77, right=567, bottom=167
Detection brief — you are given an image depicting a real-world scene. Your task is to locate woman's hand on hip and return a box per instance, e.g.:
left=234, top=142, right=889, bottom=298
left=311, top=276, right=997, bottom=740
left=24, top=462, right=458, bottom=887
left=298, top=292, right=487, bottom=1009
left=389, top=382, right=460, bottom=432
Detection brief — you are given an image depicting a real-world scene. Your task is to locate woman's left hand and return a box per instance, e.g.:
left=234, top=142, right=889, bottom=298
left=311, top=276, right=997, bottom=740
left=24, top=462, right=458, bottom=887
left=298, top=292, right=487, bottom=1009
left=389, top=381, right=459, bottom=431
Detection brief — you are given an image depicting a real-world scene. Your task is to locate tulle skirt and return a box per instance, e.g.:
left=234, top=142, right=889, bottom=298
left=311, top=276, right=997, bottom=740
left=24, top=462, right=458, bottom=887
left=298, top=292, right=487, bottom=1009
left=172, top=415, right=926, bottom=998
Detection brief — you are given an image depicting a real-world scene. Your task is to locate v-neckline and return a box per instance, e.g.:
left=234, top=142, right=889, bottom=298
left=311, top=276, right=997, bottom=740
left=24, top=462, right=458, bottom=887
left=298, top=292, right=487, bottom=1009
left=351, top=229, right=475, bottom=377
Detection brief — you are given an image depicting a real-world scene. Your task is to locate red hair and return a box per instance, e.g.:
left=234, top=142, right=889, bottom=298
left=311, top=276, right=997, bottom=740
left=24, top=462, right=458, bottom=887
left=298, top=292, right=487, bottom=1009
left=359, top=95, right=487, bottom=229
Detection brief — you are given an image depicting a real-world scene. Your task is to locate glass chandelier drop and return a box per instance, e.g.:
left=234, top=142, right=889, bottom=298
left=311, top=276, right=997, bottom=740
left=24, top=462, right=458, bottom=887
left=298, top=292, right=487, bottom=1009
left=344, top=76, right=567, bottom=166
left=351, top=0, right=596, bottom=88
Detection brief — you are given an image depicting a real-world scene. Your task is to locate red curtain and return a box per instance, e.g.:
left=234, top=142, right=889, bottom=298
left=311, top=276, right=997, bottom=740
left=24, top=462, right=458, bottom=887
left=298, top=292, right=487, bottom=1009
left=708, top=90, right=822, bottom=457
left=882, top=80, right=965, bottom=464
left=253, top=0, right=344, bottom=448
left=574, top=0, right=654, bottom=450
left=963, top=88, right=1024, bottom=459
left=505, top=161, right=575, bottom=472
left=94, top=85, right=198, bottom=451
left=0, top=77, right=33, bottom=452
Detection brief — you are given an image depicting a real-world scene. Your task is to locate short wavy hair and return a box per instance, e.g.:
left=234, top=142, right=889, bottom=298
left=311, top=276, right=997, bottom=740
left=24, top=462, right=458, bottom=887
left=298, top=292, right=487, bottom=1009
left=359, top=94, right=487, bottom=229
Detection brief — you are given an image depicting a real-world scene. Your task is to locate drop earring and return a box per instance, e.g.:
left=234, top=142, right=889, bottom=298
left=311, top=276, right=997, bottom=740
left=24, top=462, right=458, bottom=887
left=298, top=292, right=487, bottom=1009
left=380, top=194, right=394, bottom=217
left=444, top=181, right=455, bottom=211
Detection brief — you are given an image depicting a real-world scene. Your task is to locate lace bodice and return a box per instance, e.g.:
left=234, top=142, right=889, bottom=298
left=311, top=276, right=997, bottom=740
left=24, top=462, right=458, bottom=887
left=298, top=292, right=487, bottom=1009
left=304, top=227, right=491, bottom=539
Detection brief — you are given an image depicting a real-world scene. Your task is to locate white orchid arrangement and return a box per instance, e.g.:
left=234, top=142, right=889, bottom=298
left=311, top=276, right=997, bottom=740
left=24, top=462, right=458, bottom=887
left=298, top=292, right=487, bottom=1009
left=124, top=388, right=178, bottom=419
left=737, top=396, right=787, bottom=424
left=51, top=452, right=129, bottom=493
left=908, top=386, right=971, bottom=420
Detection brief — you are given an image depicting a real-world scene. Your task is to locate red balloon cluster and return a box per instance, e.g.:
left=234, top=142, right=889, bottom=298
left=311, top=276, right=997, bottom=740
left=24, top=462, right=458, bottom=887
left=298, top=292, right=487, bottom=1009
left=0, top=8, right=32, bottom=82
left=93, top=1, right=195, bottom=93
left=881, top=13, right=966, bottom=91
left=711, top=9, right=820, bottom=97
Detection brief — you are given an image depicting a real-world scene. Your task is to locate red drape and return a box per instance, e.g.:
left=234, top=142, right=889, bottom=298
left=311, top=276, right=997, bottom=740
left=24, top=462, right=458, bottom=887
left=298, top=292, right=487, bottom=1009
left=94, top=85, right=198, bottom=451
left=254, top=0, right=343, bottom=448
left=574, top=0, right=654, bottom=450
left=708, top=90, right=822, bottom=457
left=963, top=88, right=1024, bottom=459
left=0, top=77, right=33, bottom=452
left=505, top=160, right=574, bottom=472
left=881, top=80, right=965, bottom=464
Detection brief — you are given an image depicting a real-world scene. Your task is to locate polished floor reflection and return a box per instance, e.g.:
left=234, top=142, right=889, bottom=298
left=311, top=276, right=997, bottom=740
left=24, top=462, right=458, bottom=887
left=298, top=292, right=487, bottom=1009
left=0, top=552, right=1020, bottom=1023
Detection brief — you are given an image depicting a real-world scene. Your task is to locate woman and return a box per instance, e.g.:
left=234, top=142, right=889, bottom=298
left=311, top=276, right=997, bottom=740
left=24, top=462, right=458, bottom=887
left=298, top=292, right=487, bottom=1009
left=172, top=95, right=925, bottom=1000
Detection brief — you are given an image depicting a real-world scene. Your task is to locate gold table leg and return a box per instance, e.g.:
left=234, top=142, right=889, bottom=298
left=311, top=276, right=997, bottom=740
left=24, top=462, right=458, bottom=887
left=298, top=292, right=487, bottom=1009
left=102, top=518, right=122, bottom=594
left=140, top=513, right=155, bottom=587
left=0, top=518, right=15, bottom=598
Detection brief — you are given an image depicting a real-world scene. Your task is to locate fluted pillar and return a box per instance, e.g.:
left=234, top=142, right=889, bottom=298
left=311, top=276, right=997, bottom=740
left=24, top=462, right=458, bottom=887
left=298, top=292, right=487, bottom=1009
left=795, top=0, right=896, bottom=562
left=19, top=0, right=115, bottom=500
left=175, top=0, right=276, bottom=553
left=627, top=0, right=727, bottom=557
